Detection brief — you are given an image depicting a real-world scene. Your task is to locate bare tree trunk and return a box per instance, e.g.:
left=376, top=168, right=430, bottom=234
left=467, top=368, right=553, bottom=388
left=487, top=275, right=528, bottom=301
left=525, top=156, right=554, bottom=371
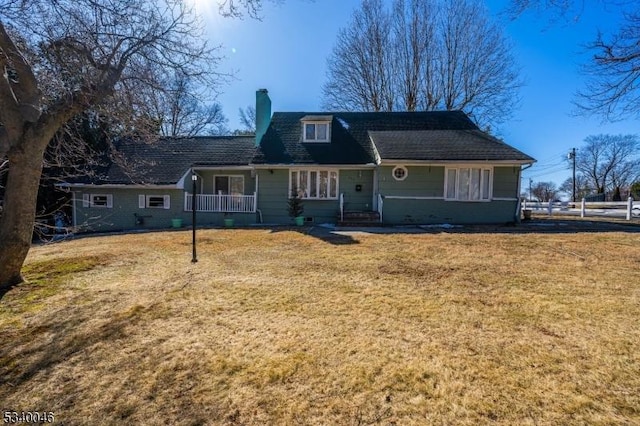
left=0, top=135, right=48, bottom=295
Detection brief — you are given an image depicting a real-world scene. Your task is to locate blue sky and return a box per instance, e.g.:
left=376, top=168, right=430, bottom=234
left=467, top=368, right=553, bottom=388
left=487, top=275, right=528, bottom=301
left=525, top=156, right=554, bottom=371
left=194, top=0, right=640, bottom=192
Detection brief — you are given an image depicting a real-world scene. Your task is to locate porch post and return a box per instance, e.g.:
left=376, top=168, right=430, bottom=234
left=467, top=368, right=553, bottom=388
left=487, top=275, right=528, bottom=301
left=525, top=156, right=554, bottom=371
left=254, top=171, right=259, bottom=213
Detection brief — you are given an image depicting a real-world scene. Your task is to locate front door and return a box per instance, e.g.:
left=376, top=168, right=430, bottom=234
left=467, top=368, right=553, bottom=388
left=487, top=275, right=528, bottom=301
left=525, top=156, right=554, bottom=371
left=215, top=176, right=229, bottom=195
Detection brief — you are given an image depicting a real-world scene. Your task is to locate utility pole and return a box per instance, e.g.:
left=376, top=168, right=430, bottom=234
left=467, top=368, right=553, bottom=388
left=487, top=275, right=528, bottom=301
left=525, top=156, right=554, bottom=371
left=529, top=178, right=533, bottom=202
left=568, top=148, right=576, bottom=202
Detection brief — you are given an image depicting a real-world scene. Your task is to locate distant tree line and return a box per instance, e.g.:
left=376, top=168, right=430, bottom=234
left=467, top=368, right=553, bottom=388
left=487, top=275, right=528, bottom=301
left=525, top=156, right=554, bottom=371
left=567, top=134, right=640, bottom=201
left=528, top=134, right=640, bottom=202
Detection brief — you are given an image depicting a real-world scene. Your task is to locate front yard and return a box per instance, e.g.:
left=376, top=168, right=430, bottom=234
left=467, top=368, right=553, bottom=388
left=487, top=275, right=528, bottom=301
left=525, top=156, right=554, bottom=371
left=1, top=227, right=639, bottom=424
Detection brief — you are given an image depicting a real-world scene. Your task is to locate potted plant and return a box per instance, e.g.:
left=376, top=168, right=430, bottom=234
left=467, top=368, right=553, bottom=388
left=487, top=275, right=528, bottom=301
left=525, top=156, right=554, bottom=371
left=288, top=190, right=305, bottom=226
left=223, top=212, right=234, bottom=227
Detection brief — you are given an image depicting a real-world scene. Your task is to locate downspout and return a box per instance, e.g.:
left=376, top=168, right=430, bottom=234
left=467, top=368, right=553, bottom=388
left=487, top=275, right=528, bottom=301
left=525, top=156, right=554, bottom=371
left=72, top=191, right=77, bottom=229
left=515, top=163, right=534, bottom=222
left=254, top=169, right=262, bottom=223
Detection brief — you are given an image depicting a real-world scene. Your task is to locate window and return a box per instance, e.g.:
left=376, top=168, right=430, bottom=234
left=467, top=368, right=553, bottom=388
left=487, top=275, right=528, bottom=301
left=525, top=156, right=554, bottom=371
left=303, top=122, right=330, bottom=142
left=445, top=167, right=492, bottom=201
left=392, top=166, right=408, bottom=181
left=290, top=169, right=338, bottom=199
left=82, top=194, right=113, bottom=208
left=214, top=175, right=244, bottom=195
left=138, top=194, right=170, bottom=209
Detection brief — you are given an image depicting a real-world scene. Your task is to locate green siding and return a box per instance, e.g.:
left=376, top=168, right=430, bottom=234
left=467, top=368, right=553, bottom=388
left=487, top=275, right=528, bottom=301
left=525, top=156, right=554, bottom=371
left=74, top=187, right=256, bottom=232
left=75, top=165, right=523, bottom=231
left=256, top=169, right=340, bottom=224
left=256, top=168, right=373, bottom=224
left=378, top=165, right=444, bottom=197
left=74, top=188, right=184, bottom=232
left=255, top=169, right=291, bottom=224
left=336, top=169, right=374, bottom=211
left=381, top=199, right=518, bottom=224
left=377, top=165, right=520, bottom=224
left=493, top=166, right=520, bottom=199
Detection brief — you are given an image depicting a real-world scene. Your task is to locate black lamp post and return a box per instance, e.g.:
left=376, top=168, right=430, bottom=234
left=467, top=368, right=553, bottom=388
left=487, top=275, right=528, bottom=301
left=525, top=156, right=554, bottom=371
left=191, top=172, right=198, bottom=263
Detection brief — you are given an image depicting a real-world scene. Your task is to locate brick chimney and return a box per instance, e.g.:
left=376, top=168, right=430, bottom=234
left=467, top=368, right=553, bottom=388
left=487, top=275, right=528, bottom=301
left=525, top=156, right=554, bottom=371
left=255, top=89, right=271, bottom=147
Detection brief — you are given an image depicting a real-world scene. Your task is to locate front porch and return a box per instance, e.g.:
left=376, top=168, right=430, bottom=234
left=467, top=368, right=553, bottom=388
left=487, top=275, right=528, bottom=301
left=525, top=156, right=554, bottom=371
left=184, top=193, right=257, bottom=213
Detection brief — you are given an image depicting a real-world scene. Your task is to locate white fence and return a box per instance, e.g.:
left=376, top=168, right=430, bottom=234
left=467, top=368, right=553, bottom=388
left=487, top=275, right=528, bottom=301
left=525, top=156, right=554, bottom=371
left=184, top=193, right=256, bottom=213
left=522, top=197, right=639, bottom=220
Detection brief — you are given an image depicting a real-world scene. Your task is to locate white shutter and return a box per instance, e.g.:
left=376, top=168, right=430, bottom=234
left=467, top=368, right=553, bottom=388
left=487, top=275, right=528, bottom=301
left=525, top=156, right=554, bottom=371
left=138, top=195, right=146, bottom=209
left=163, top=195, right=171, bottom=209
left=82, top=194, right=90, bottom=208
left=106, top=194, right=113, bottom=208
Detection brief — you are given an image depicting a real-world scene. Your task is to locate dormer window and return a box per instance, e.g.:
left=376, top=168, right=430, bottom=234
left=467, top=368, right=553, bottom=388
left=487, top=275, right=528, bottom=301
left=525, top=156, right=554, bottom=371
left=301, top=115, right=332, bottom=142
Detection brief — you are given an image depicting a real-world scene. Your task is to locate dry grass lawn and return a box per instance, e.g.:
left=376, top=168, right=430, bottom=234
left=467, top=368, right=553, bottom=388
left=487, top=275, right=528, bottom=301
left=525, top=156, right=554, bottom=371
left=1, top=226, right=639, bottom=425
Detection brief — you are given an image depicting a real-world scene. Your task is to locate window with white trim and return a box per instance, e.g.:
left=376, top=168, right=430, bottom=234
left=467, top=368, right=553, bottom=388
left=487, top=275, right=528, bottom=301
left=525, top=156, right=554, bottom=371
left=303, top=122, right=330, bottom=142
left=392, top=166, right=408, bottom=181
left=82, top=194, right=113, bottom=208
left=138, top=194, right=171, bottom=209
left=445, top=167, right=492, bottom=201
left=290, top=169, right=338, bottom=199
left=214, top=175, right=244, bottom=195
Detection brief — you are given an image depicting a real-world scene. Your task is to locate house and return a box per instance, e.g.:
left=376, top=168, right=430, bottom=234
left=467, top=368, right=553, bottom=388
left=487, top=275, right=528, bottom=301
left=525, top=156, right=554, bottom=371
left=60, top=89, right=535, bottom=231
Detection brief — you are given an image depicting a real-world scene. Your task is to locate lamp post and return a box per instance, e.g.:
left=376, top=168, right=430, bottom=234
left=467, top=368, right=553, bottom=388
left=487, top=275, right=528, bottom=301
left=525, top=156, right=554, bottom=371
left=191, top=172, right=198, bottom=263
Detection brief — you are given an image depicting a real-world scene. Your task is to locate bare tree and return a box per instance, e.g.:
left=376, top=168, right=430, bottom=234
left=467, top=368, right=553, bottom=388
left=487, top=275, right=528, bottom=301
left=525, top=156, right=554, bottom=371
left=532, top=181, right=559, bottom=202
left=575, top=134, right=640, bottom=195
left=577, top=12, right=640, bottom=120
left=506, top=0, right=593, bottom=20
left=0, top=0, right=272, bottom=294
left=239, top=106, right=256, bottom=133
left=217, top=0, right=280, bottom=17
left=323, top=0, right=394, bottom=112
left=391, top=0, right=439, bottom=111
left=508, top=1, right=640, bottom=120
left=559, top=174, right=593, bottom=200
left=145, top=71, right=229, bottom=137
left=323, top=0, right=521, bottom=130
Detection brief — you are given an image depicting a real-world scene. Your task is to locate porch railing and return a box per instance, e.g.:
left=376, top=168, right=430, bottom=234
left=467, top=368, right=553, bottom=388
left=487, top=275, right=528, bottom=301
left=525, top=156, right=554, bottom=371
left=184, top=192, right=256, bottom=213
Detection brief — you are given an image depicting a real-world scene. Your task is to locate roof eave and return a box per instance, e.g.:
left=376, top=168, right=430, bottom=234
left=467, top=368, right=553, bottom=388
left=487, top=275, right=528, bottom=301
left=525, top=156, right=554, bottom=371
left=377, top=159, right=536, bottom=166
left=55, top=183, right=180, bottom=189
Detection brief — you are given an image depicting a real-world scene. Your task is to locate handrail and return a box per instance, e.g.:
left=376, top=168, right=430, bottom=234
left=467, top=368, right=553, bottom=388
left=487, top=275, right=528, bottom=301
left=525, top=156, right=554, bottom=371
left=185, top=193, right=256, bottom=213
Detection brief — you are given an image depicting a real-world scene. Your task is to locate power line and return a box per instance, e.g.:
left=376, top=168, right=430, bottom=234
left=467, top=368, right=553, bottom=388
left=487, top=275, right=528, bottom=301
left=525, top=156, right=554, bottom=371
left=525, top=167, right=571, bottom=180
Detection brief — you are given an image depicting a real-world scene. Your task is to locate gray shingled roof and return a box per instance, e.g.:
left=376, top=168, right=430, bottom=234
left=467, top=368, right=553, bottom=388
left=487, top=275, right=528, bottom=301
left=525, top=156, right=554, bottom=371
left=253, top=111, right=480, bottom=165
left=73, top=136, right=256, bottom=185
left=369, top=130, right=535, bottom=163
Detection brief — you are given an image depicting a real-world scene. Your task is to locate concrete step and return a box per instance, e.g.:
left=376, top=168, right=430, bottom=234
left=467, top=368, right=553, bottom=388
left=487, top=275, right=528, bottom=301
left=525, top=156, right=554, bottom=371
left=339, top=211, right=381, bottom=225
